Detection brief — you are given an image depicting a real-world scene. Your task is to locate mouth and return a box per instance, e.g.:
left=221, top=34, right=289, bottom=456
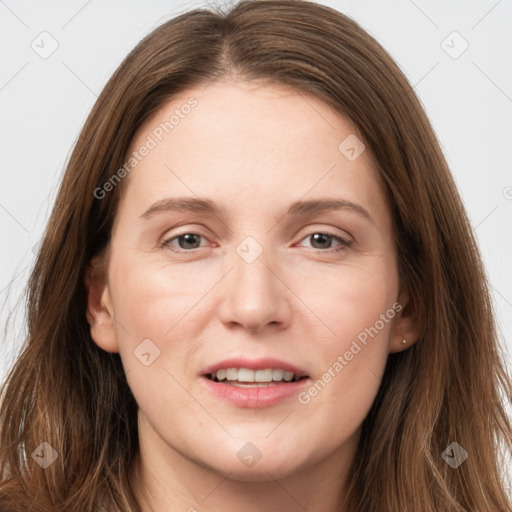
left=205, top=367, right=309, bottom=387
left=200, top=358, right=311, bottom=407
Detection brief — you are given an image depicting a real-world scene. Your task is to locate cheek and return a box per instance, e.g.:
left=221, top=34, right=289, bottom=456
left=108, top=257, right=214, bottom=396
left=108, top=260, right=206, bottom=433
left=291, top=251, right=398, bottom=343
left=293, top=256, right=398, bottom=425
left=110, top=256, right=212, bottom=338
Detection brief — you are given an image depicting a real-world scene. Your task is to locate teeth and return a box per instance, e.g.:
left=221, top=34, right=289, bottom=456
left=272, top=369, right=284, bottom=381
left=229, top=382, right=279, bottom=388
left=255, top=369, right=273, bottom=382
left=213, top=367, right=301, bottom=383
left=226, top=368, right=238, bottom=380
left=283, top=371, right=294, bottom=382
left=238, top=368, right=255, bottom=382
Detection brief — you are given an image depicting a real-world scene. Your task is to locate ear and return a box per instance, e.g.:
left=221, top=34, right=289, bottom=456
left=389, top=283, right=422, bottom=353
left=85, top=254, right=119, bottom=353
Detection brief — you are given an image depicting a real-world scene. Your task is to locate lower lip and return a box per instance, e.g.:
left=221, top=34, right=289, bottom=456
left=201, top=376, right=310, bottom=408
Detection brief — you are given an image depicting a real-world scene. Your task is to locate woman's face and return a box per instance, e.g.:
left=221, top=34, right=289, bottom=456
left=88, top=79, right=414, bottom=481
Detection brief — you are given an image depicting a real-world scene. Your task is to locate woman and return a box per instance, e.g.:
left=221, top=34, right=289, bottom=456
left=0, top=1, right=510, bottom=510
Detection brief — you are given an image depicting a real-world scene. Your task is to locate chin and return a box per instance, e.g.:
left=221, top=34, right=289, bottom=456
left=197, top=446, right=308, bottom=482
left=214, top=459, right=303, bottom=482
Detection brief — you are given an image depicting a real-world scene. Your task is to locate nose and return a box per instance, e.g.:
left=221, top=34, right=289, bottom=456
left=217, top=243, right=291, bottom=333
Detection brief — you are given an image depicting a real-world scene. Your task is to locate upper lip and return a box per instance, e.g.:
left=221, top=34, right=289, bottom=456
left=201, top=357, right=309, bottom=378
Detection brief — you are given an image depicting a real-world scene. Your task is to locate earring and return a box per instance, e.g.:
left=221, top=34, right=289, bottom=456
left=399, top=326, right=407, bottom=345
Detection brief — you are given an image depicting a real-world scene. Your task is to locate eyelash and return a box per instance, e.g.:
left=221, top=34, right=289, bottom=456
left=160, top=231, right=353, bottom=254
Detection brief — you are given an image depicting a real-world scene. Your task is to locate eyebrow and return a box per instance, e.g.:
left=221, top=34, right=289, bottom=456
left=139, top=196, right=374, bottom=224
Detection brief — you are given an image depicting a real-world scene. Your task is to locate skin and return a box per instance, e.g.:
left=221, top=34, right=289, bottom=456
left=86, top=78, right=421, bottom=512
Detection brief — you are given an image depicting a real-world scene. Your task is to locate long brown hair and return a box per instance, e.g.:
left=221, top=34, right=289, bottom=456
left=1, top=1, right=511, bottom=510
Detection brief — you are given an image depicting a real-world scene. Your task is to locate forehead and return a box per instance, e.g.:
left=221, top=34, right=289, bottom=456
left=115, top=79, right=391, bottom=228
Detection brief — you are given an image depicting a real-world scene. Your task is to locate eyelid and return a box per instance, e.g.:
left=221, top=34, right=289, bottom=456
left=161, top=229, right=211, bottom=250
left=161, top=226, right=353, bottom=254
left=296, top=231, right=352, bottom=248
left=297, top=225, right=353, bottom=242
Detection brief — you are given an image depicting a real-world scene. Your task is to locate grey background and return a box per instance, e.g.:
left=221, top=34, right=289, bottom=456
left=1, top=0, right=511, bottom=453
